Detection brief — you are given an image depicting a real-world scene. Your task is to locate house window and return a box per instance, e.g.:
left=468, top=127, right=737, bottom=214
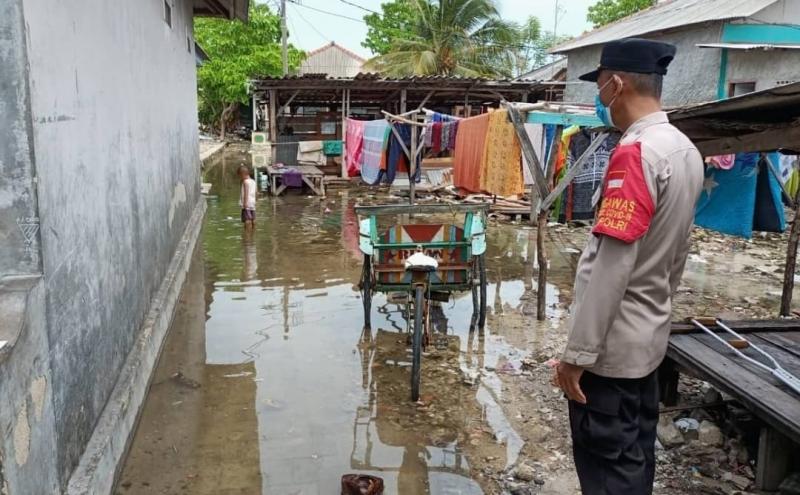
left=164, top=1, right=172, bottom=28
left=728, top=81, right=756, bottom=97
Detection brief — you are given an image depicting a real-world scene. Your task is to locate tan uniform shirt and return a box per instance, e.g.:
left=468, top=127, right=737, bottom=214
left=563, top=111, right=704, bottom=379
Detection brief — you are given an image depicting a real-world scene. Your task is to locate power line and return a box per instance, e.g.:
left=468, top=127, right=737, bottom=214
left=286, top=0, right=366, bottom=23
left=290, top=2, right=332, bottom=43
left=338, top=0, right=379, bottom=15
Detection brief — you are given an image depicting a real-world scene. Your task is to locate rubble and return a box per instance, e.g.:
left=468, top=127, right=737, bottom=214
left=698, top=420, right=725, bottom=448
left=657, top=417, right=685, bottom=448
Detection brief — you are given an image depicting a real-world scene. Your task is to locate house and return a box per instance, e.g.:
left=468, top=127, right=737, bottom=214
left=299, top=41, right=365, bottom=78
left=0, top=1, right=247, bottom=494
left=553, top=0, right=800, bottom=106
left=514, top=57, right=568, bottom=101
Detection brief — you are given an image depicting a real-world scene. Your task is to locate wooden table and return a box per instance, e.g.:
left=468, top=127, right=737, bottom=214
left=265, top=165, right=325, bottom=196
left=663, top=320, right=800, bottom=490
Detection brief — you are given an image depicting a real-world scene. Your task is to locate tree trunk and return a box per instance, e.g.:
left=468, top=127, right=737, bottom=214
left=219, top=103, right=237, bottom=141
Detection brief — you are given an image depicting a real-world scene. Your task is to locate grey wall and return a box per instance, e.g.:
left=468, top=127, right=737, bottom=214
left=0, top=0, right=39, bottom=276
left=18, top=0, right=201, bottom=487
left=563, top=24, right=725, bottom=107
left=727, top=49, right=800, bottom=91
left=753, top=0, right=800, bottom=23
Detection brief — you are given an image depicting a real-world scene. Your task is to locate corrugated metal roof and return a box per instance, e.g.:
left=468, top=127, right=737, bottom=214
left=515, top=58, right=568, bottom=82
left=698, top=42, right=800, bottom=50
left=552, top=0, right=779, bottom=53
left=299, top=42, right=365, bottom=78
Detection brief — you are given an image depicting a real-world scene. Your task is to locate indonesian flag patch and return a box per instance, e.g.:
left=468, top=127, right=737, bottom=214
left=592, top=142, right=654, bottom=243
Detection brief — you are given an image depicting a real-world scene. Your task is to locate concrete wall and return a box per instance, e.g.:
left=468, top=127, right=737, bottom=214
left=753, top=0, right=800, bottom=23
left=563, top=24, right=724, bottom=106
left=0, top=0, right=39, bottom=276
left=0, top=0, right=202, bottom=492
left=727, top=48, right=800, bottom=92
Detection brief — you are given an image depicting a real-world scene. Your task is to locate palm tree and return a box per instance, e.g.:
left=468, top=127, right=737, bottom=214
left=364, top=0, right=519, bottom=78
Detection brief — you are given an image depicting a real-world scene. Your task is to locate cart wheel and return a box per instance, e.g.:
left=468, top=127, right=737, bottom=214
left=411, top=285, right=424, bottom=402
left=361, top=255, right=373, bottom=328
left=478, top=254, right=487, bottom=330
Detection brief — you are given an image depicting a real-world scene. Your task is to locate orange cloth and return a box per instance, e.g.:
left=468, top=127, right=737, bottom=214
left=480, top=110, right=524, bottom=197
left=453, top=113, right=490, bottom=193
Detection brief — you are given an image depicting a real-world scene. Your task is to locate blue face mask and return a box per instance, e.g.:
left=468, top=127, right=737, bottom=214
left=594, top=78, right=619, bottom=128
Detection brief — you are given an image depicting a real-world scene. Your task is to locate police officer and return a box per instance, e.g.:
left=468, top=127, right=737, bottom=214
left=552, top=38, right=704, bottom=494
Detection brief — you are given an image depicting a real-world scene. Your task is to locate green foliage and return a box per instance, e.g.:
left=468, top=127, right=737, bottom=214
left=586, top=0, right=655, bottom=28
left=194, top=4, right=304, bottom=134
left=362, top=1, right=418, bottom=56
left=364, top=0, right=520, bottom=78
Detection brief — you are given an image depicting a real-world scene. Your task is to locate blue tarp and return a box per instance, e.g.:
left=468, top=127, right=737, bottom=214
left=695, top=152, right=785, bottom=238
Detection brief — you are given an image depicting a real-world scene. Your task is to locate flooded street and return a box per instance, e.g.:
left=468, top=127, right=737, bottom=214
left=118, top=146, right=797, bottom=495
left=117, top=146, right=577, bottom=495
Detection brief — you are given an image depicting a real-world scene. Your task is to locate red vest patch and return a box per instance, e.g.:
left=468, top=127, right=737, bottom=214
left=592, top=142, right=654, bottom=243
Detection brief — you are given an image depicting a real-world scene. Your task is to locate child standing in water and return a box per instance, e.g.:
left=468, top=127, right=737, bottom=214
left=238, top=165, right=256, bottom=230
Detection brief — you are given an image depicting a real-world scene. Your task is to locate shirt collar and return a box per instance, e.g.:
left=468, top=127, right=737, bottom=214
left=623, top=111, right=668, bottom=138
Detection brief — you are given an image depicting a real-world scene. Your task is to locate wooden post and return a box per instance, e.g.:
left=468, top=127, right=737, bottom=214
left=536, top=126, right=563, bottom=321
left=252, top=92, right=257, bottom=131
left=268, top=89, right=277, bottom=161
left=400, top=89, right=407, bottom=114
left=780, top=183, right=800, bottom=316
left=410, top=120, right=417, bottom=204
left=341, top=89, right=348, bottom=178
left=756, top=427, right=792, bottom=491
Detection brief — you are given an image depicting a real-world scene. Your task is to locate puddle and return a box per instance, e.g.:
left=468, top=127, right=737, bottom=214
left=116, top=148, right=588, bottom=495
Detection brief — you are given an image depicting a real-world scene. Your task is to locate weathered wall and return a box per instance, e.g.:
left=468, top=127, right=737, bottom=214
left=563, top=24, right=724, bottom=106
left=20, top=0, right=201, bottom=487
left=753, top=0, right=800, bottom=23
left=727, top=49, right=800, bottom=91
left=0, top=0, right=39, bottom=276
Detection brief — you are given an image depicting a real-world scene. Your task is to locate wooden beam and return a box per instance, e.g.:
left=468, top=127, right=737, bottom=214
left=268, top=89, right=277, bottom=145
left=278, top=90, right=299, bottom=115
left=536, top=126, right=562, bottom=321
left=503, top=102, right=550, bottom=204
left=400, top=89, right=407, bottom=114
left=781, top=181, right=800, bottom=316
left=693, top=124, right=800, bottom=156
left=540, top=132, right=610, bottom=212
left=756, top=427, right=793, bottom=491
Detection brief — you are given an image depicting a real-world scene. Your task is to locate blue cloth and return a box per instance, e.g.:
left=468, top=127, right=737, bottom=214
left=360, top=120, right=390, bottom=185
left=695, top=152, right=785, bottom=238
left=385, top=123, right=421, bottom=184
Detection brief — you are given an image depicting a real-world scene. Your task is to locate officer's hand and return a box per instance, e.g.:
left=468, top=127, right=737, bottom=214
left=556, top=361, right=587, bottom=404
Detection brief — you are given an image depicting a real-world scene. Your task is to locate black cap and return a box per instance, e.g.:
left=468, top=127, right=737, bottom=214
left=579, top=37, right=677, bottom=82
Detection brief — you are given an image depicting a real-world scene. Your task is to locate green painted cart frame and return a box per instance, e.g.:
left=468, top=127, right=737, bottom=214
left=355, top=203, right=490, bottom=401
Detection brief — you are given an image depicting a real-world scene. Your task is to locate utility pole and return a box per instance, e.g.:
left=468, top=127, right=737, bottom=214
left=281, top=0, right=288, bottom=76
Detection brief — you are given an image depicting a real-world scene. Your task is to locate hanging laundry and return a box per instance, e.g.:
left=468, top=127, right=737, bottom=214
left=480, top=109, right=524, bottom=197
left=695, top=152, right=785, bottom=238
left=453, top=113, right=490, bottom=193
left=778, top=154, right=798, bottom=185
left=447, top=120, right=459, bottom=150
left=706, top=154, right=735, bottom=170
left=431, top=122, right=443, bottom=153
left=323, top=140, right=342, bottom=156
left=385, top=123, right=422, bottom=184
left=360, top=119, right=390, bottom=185
left=560, top=130, right=619, bottom=222
left=522, top=123, right=547, bottom=186
left=345, top=118, right=365, bottom=177
left=297, top=140, right=326, bottom=166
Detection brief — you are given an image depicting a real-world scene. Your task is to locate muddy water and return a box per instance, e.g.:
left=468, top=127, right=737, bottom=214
left=117, top=147, right=579, bottom=495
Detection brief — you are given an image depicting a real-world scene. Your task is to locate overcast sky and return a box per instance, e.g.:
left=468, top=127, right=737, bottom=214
left=268, top=0, right=596, bottom=58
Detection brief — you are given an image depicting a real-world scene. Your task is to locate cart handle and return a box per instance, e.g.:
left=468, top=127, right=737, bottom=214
left=354, top=203, right=490, bottom=216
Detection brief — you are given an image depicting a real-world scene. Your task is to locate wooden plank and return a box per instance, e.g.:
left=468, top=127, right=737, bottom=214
left=748, top=333, right=800, bottom=377
left=670, top=319, right=800, bottom=334
left=526, top=110, right=604, bottom=128
left=668, top=334, right=800, bottom=445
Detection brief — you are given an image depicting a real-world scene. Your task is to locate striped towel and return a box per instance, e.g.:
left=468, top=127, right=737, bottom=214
left=360, top=119, right=390, bottom=185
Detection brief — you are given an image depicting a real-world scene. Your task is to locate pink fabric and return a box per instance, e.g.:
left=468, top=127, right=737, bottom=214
left=346, top=118, right=365, bottom=177
left=708, top=154, right=735, bottom=170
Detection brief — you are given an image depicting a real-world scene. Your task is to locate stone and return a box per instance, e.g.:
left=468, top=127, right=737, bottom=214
left=674, top=417, right=700, bottom=441
left=514, top=463, right=536, bottom=482
left=698, top=420, right=724, bottom=447
left=702, top=384, right=723, bottom=404
left=657, top=417, right=684, bottom=448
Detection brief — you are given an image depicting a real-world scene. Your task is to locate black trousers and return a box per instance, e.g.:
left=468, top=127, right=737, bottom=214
left=568, top=370, right=659, bottom=495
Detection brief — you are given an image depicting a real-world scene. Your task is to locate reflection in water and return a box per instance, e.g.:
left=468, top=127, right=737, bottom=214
left=120, top=147, right=583, bottom=494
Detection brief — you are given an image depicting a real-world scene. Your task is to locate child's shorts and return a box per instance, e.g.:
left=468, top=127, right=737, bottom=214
left=241, top=208, right=256, bottom=222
